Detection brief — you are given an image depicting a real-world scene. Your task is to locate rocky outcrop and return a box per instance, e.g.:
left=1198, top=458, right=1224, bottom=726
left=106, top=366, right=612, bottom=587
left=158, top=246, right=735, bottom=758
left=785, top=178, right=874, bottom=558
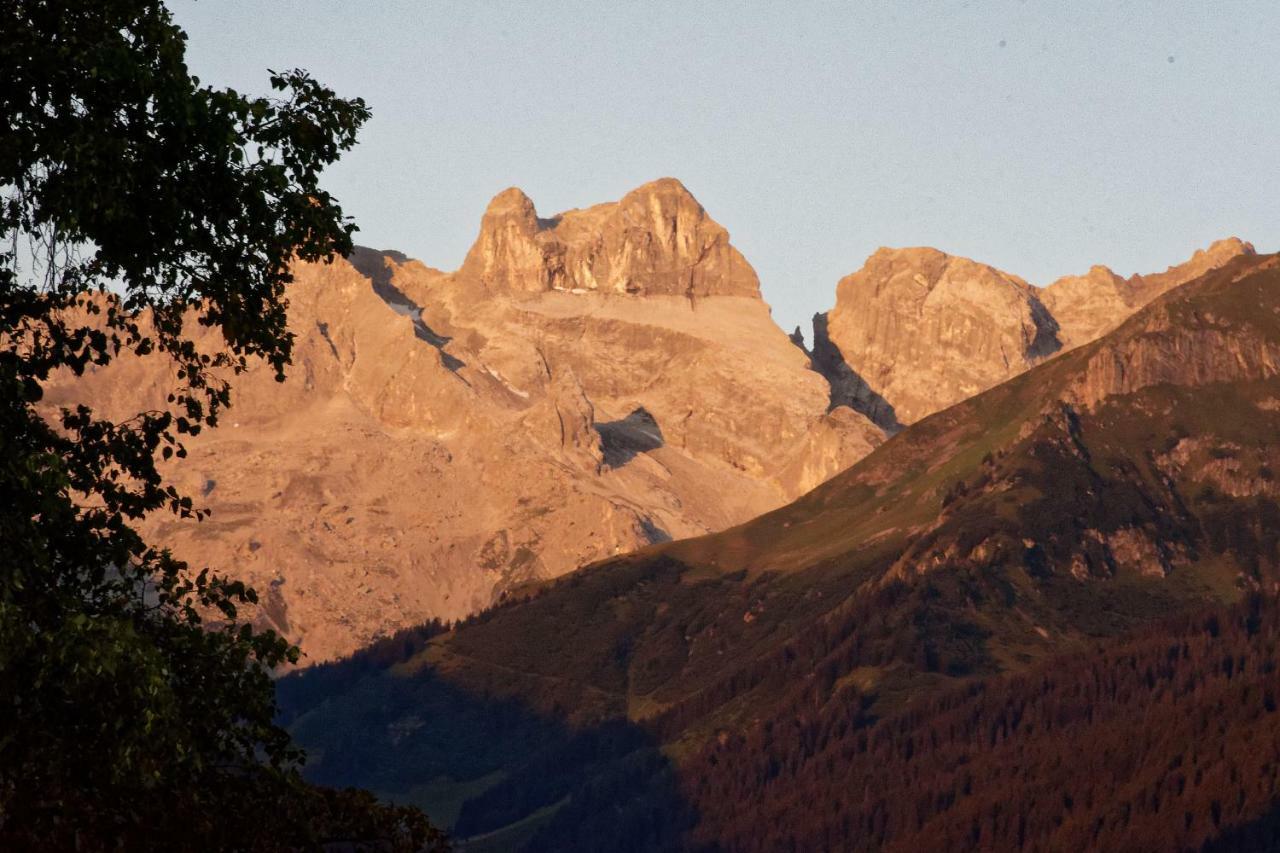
left=1069, top=254, right=1280, bottom=408
left=1042, top=237, right=1256, bottom=348
left=459, top=178, right=759, bottom=299
left=819, top=247, right=1061, bottom=426
left=1035, top=265, right=1130, bottom=351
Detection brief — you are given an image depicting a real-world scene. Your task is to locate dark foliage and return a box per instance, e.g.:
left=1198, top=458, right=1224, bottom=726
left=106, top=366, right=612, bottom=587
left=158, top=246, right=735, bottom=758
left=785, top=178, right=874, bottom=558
left=276, top=619, right=449, bottom=725
left=1, top=1, right=444, bottom=848
left=287, top=583, right=1280, bottom=852
left=683, top=593, right=1280, bottom=852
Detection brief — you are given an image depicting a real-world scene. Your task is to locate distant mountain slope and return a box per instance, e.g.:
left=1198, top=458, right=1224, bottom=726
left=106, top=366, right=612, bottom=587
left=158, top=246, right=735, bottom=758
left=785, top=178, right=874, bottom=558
left=281, top=252, right=1280, bottom=849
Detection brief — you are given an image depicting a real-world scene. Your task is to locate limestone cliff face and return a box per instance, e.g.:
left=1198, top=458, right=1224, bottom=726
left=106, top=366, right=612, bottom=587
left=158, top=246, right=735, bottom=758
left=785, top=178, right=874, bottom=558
left=47, top=180, right=881, bottom=664
left=820, top=247, right=1061, bottom=426
left=460, top=178, right=759, bottom=298
left=817, top=238, right=1255, bottom=427
left=1035, top=265, right=1129, bottom=352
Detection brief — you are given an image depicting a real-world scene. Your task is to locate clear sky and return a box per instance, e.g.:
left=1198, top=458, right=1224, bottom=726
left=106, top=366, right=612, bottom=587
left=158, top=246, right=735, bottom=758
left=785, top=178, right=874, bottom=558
left=172, top=1, right=1277, bottom=339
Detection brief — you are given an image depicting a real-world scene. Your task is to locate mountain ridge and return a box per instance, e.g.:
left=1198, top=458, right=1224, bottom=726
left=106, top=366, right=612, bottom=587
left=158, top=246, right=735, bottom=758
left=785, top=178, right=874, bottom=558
left=281, top=251, right=1280, bottom=850
left=43, top=180, right=882, bottom=664
left=41, top=175, right=1259, bottom=667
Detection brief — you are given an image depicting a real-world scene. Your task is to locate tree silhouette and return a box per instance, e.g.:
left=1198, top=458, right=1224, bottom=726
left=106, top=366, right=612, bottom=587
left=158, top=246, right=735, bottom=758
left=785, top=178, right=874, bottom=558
left=0, top=1, right=444, bottom=848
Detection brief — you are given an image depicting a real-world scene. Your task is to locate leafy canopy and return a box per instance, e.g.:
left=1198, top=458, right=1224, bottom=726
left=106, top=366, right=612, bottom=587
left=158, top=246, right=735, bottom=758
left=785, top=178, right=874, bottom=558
left=0, top=1, right=444, bottom=849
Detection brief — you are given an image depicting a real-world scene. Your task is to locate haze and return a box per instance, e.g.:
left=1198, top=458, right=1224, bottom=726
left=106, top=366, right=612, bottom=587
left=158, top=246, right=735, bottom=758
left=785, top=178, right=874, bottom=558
left=172, top=0, right=1279, bottom=338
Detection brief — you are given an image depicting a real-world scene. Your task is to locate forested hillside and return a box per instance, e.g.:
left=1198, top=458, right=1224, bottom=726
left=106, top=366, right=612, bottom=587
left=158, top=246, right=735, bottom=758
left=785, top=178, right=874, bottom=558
left=682, top=593, right=1280, bottom=852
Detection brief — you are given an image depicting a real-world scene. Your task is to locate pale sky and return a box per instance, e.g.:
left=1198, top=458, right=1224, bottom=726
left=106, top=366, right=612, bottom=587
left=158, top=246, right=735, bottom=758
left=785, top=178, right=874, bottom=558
left=173, top=1, right=1278, bottom=339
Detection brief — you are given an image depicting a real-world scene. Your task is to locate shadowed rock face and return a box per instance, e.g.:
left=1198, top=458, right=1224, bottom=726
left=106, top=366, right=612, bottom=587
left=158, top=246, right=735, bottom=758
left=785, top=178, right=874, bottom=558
left=45, top=180, right=883, bottom=664
left=596, top=407, right=664, bottom=468
left=808, top=311, right=902, bottom=432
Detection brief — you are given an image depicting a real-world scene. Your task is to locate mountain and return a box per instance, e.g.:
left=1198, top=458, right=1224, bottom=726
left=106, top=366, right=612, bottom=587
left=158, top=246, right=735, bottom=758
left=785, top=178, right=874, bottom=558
left=279, top=251, right=1280, bottom=849
left=40, top=173, right=1254, bottom=666
left=458, top=178, right=760, bottom=298
left=810, top=238, right=1255, bottom=428
left=41, top=179, right=884, bottom=664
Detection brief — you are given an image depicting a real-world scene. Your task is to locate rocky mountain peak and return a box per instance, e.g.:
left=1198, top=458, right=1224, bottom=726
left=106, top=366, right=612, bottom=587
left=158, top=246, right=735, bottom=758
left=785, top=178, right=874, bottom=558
left=813, top=238, right=1258, bottom=428
left=865, top=244, right=949, bottom=267
left=1199, top=236, right=1256, bottom=263
left=481, top=186, right=539, bottom=222
left=619, top=176, right=701, bottom=206
left=459, top=179, right=760, bottom=299
left=1131, top=236, right=1256, bottom=301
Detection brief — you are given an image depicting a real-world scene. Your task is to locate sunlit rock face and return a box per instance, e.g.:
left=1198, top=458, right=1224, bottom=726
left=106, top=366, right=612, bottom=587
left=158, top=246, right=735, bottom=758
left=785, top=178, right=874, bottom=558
left=46, top=180, right=883, bottom=664
left=815, top=238, right=1254, bottom=427
left=460, top=178, right=760, bottom=298
left=819, top=246, right=1061, bottom=427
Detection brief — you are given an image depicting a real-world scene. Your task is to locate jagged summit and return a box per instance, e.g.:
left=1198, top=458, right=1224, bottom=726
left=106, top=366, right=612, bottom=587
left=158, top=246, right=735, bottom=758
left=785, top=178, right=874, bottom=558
left=618, top=176, right=703, bottom=208
left=459, top=179, right=759, bottom=298
left=1190, top=236, right=1255, bottom=264
left=856, top=246, right=1036, bottom=295
left=1042, top=236, right=1257, bottom=348
left=481, top=186, right=538, bottom=219
left=476, top=178, right=700, bottom=224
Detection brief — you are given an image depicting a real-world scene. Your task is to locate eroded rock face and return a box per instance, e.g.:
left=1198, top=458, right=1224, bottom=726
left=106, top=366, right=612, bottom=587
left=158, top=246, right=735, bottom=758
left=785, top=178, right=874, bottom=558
left=819, top=247, right=1061, bottom=426
left=816, top=238, right=1255, bottom=426
left=45, top=180, right=882, bottom=664
left=459, top=178, right=760, bottom=298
